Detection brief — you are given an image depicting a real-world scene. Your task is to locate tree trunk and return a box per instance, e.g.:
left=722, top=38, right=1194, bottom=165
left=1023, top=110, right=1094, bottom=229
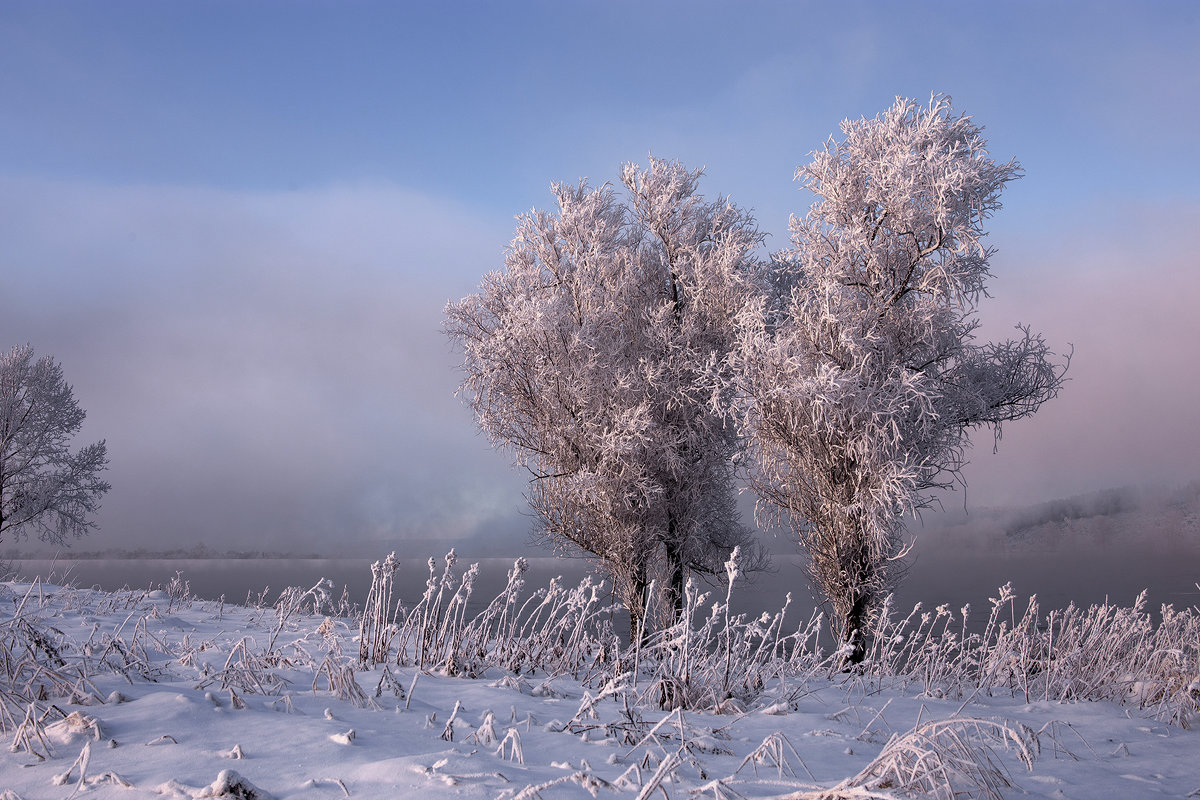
left=841, top=588, right=872, bottom=666
left=837, top=540, right=877, bottom=667
left=627, top=568, right=648, bottom=646
left=669, top=558, right=685, bottom=622
left=664, top=510, right=686, bottom=624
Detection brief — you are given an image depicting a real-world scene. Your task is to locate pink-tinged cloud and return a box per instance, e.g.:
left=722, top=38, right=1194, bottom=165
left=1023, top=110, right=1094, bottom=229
left=955, top=199, right=1200, bottom=509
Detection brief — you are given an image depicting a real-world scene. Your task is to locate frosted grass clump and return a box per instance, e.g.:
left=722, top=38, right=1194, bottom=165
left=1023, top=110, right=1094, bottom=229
left=351, top=549, right=1199, bottom=727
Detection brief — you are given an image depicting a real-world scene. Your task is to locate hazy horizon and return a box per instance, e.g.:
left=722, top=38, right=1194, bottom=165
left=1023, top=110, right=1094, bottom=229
left=7, top=480, right=1197, bottom=563
left=2, top=2, right=1198, bottom=557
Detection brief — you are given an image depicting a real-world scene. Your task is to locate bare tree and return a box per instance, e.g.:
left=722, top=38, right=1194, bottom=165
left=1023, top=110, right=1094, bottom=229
left=445, top=158, right=766, bottom=640
left=0, top=345, right=110, bottom=545
left=731, top=96, right=1069, bottom=662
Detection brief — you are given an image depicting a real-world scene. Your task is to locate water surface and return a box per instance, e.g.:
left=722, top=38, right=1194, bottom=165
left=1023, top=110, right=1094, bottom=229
left=11, top=539, right=1198, bottom=630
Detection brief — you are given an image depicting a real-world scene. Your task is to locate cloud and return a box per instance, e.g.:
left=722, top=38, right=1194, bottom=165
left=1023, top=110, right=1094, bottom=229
left=0, top=177, right=526, bottom=554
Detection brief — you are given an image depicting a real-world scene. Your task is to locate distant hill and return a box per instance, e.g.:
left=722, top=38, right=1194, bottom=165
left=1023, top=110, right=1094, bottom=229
left=916, top=481, right=1200, bottom=553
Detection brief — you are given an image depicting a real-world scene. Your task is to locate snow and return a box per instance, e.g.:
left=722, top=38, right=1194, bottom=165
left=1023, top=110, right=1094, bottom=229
left=1, top=576, right=1197, bottom=799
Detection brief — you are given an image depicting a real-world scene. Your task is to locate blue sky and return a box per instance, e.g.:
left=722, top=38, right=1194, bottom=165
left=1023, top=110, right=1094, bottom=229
left=1, top=1, right=1198, bottom=555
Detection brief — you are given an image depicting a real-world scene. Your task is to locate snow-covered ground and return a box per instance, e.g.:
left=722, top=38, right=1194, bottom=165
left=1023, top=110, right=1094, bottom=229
left=1, top=568, right=1197, bottom=799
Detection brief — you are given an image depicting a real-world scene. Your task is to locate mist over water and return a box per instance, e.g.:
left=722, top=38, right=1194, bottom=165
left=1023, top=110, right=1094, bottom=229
left=9, top=484, right=1197, bottom=634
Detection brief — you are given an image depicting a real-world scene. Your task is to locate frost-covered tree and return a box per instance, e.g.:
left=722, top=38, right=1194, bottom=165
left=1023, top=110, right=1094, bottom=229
left=731, top=96, right=1069, bottom=662
left=446, top=158, right=765, bottom=640
left=0, top=345, right=110, bottom=545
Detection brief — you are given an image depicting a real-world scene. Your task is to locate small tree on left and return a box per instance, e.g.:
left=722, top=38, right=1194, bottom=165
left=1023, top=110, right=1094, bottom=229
left=0, top=344, right=110, bottom=545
